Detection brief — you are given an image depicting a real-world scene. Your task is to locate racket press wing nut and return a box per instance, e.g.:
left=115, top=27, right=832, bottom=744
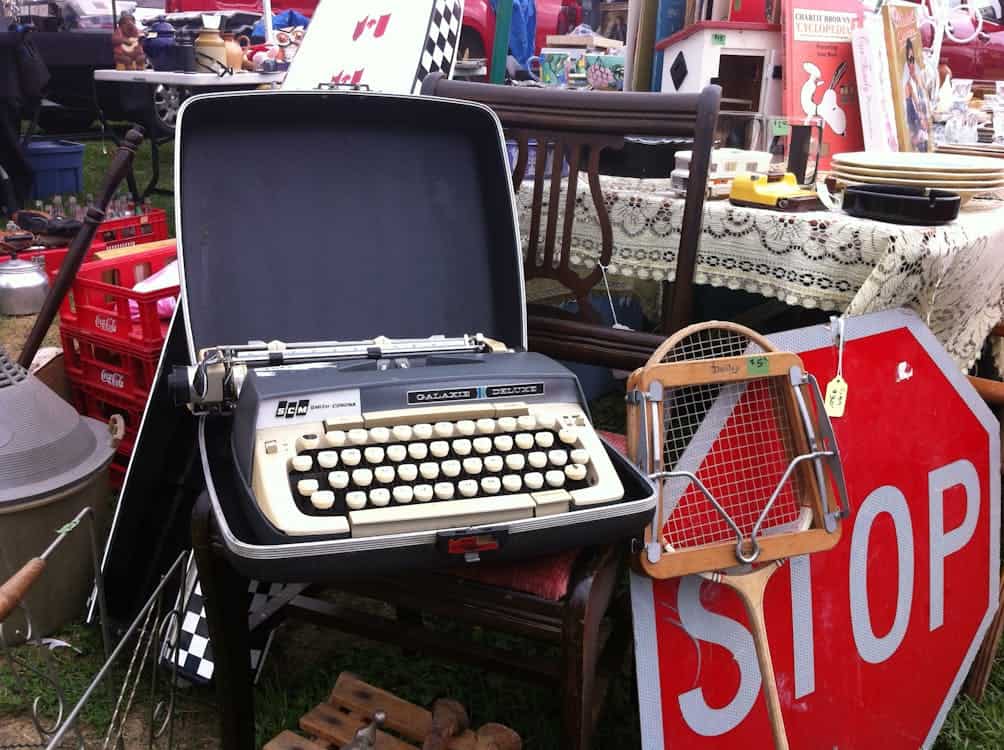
left=627, top=354, right=851, bottom=580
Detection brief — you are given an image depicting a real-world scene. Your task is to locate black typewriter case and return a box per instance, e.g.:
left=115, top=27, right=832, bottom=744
left=175, top=89, right=656, bottom=579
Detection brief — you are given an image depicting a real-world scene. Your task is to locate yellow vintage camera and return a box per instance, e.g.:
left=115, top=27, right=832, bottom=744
left=729, top=173, right=824, bottom=211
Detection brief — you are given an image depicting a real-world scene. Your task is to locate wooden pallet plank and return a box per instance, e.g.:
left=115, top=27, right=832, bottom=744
left=263, top=730, right=328, bottom=750
left=301, top=702, right=415, bottom=750
left=332, top=673, right=433, bottom=738
left=331, top=673, right=477, bottom=749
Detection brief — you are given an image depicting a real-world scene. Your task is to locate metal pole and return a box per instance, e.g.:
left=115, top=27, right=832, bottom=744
left=489, top=0, right=514, bottom=84
left=262, top=0, right=274, bottom=45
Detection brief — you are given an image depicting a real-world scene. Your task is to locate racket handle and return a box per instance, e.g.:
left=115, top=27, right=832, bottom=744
left=0, top=557, right=46, bottom=623
left=725, top=563, right=790, bottom=750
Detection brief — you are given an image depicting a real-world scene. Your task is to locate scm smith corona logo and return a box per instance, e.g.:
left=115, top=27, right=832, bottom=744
left=275, top=400, right=311, bottom=419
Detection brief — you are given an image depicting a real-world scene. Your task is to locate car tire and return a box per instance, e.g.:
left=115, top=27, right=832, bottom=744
left=149, top=84, right=188, bottom=136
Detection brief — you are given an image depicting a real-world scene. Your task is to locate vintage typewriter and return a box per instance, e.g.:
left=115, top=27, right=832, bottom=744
left=146, top=89, right=655, bottom=579
left=173, top=334, right=644, bottom=559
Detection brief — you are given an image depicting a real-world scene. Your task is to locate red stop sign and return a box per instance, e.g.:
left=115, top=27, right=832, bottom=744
left=631, top=310, right=1000, bottom=748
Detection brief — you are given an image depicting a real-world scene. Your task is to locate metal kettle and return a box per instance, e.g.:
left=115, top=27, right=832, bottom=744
left=0, top=251, right=50, bottom=316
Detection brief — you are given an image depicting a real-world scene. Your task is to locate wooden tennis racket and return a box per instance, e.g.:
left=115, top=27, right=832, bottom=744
left=627, top=321, right=849, bottom=750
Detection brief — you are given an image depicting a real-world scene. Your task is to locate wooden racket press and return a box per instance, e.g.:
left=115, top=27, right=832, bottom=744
left=627, top=321, right=850, bottom=750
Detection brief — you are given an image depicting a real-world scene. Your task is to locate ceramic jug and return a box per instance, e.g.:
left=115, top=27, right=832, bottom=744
left=195, top=15, right=227, bottom=73
left=222, top=32, right=248, bottom=71
left=143, top=19, right=177, bottom=71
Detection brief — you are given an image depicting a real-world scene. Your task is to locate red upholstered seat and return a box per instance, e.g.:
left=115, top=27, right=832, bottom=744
left=450, top=430, right=628, bottom=601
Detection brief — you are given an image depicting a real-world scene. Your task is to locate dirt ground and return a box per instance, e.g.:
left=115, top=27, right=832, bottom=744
left=0, top=312, right=60, bottom=363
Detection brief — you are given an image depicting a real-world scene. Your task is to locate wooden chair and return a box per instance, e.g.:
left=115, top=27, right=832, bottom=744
left=421, top=73, right=721, bottom=366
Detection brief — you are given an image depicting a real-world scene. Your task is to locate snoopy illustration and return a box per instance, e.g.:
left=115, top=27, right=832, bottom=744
left=800, top=61, right=848, bottom=135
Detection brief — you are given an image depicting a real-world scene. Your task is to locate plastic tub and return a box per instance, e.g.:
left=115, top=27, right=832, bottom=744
left=25, top=140, right=85, bottom=200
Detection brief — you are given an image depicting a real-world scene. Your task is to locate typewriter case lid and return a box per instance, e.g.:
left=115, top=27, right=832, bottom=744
left=175, top=90, right=526, bottom=359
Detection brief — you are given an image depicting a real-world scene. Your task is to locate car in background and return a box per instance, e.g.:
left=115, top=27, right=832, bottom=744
left=162, top=0, right=584, bottom=76
left=924, top=2, right=1004, bottom=81
left=29, top=0, right=582, bottom=136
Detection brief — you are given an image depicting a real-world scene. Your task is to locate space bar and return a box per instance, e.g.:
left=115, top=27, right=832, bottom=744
left=348, top=495, right=536, bottom=538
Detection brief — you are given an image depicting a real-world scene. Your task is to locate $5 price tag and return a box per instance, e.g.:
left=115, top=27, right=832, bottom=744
left=824, top=375, right=848, bottom=418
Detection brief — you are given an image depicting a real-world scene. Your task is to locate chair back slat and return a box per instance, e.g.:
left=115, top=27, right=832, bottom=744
left=420, top=74, right=721, bottom=333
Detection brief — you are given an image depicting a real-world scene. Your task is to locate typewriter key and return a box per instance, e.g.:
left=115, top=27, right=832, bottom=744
left=502, top=474, right=522, bottom=492
left=524, top=472, right=544, bottom=490
left=514, top=433, right=534, bottom=451
left=297, top=478, right=319, bottom=496
left=505, top=454, right=526, bottom=471
left=484, top=456, right=504, bottom=473
left=494, top=435, right=514, bottom=452
left=311, top=491, right=335, bottom=510
left=346, top=491, right=367, bottom=510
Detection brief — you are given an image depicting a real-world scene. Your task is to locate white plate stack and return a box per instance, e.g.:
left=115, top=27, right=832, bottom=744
left=830, top=152, right=1004, bottom=205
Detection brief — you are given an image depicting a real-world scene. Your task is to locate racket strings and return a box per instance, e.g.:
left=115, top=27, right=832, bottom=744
left=659, top=327, right=763, bottom=365
left=656, top=333, right=804, bottom=552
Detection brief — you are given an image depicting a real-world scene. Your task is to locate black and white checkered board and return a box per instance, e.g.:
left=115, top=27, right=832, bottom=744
left=412, top=0, right=463, bottom=94
left=160, top=558, right=287, bottom=685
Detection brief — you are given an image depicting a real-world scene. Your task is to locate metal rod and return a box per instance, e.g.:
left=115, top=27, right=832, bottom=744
left=45, top=552, right=187, bottom=749
left=489, top=0, right=514, bottom=84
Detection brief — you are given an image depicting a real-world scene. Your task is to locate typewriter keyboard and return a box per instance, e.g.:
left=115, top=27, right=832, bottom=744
left=251, top=402, right=624, bottom=537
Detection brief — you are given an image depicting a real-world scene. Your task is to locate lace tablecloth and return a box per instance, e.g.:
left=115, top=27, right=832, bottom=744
left=516, top=175, right=1004, bottom=371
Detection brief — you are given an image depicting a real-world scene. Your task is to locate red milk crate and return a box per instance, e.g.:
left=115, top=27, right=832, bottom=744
left=61, top=325, right=161, bottom=404
left=97, top=207, right=169, bottom=248
left=62, top=242, right=178, bottom=351
left=68, top=381, right=145, bottom=457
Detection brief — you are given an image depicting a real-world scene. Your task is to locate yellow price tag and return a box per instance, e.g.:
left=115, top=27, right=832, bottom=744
left=824, top=375, right=848, bottom=418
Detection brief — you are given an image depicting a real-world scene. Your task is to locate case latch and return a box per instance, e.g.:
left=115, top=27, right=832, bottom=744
left=436, top=527, right=509, bottom=561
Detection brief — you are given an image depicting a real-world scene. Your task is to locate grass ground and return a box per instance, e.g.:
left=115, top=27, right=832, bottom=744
left=1, top=140, right=1003, bottom=748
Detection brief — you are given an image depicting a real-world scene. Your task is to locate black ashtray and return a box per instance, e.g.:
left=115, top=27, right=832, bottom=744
left=841, top=184, right=960, bottom=225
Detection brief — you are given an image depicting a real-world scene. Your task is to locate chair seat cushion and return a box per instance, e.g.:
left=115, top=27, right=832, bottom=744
left=449, top=430, right=628, bottom=601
